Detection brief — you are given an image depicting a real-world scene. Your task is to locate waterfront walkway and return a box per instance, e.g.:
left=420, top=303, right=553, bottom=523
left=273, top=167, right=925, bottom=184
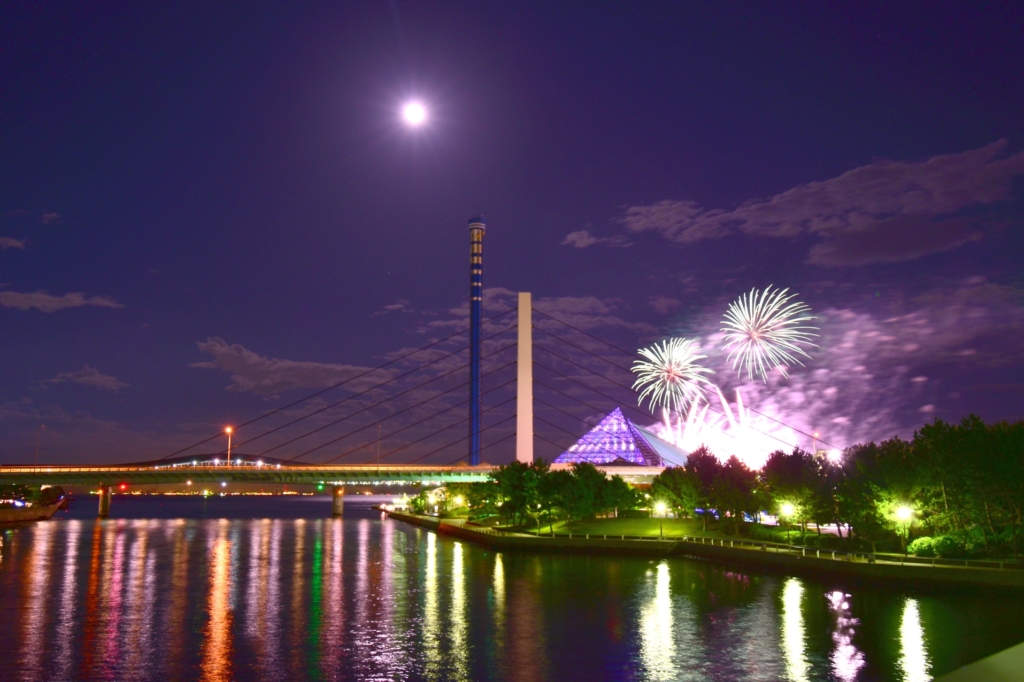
left=386, top=510, right=1024, bottom=591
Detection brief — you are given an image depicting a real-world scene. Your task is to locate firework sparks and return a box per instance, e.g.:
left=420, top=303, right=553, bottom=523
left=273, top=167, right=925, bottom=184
left=631, top=338, right=713, bottom=415
left=721, top=286, right=818, bottom=382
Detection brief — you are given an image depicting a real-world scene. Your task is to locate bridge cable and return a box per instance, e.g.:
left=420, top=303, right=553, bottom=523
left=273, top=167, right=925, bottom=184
left=227, top=325, right=517, bottom=453
left=300, top=373, right=518, bottom=464
left=368, top=398, right=517, bottom=465
left=157, top=307, right=517, bottom=460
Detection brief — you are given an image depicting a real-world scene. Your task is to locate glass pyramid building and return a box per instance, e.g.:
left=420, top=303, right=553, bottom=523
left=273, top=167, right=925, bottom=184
left=553, top=407, right=688, bottom=467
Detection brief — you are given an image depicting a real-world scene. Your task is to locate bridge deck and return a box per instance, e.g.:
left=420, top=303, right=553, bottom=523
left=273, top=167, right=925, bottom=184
left=0, top=463, right=663, bottom=486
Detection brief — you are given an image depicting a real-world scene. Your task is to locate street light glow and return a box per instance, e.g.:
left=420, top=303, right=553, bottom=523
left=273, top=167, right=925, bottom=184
left=224, top=426, right=233, bottom=434
left=827, top=449, right=842, bottom=463
left=402, top=101, right=427, bottom=126
left=780, top=502, right=796, bottom=517
left=655, top=501, right=667, bottom=516
left=896, top=506, right=913, bottom=521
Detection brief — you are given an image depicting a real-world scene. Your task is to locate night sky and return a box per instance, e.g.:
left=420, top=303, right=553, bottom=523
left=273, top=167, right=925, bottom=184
left=3, top=3, right=1023, bottom=465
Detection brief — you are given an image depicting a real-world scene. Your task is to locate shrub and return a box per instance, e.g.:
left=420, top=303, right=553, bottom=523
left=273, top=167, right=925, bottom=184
left=931, top=535, right=965, bottom=558
left=908, top=537, right=935, bottom=557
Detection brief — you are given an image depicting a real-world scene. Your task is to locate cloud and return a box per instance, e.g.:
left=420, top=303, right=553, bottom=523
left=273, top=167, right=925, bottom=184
left=621, top=141, right=1024, bottom=265
left=49, top=366, right=129, bottom=392
left=194, top=337, right=387, bottom=394
left=648, top=296, right=682, bottom=315
left=0, top=237, right=26, bottom=250
left=805, top=215, right=982, bottom=266
left=372, top=299, right=414, bottom=316
left=561, top=229, right=632, bottom=249
left=41, top=212, right=60, bottom=225
left=0, top=290, right=124, bottom=312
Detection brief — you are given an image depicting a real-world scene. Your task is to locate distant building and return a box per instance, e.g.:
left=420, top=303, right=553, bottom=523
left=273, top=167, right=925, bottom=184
left=553, top=407, right=688, bottom=467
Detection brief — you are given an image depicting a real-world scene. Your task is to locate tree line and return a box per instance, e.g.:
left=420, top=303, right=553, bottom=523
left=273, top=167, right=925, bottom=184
left=410, top=415, right=1023, bottom=558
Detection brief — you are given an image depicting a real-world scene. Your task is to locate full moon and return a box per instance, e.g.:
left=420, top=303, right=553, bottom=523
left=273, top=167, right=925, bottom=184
left=402, top=101, right=427, bottom=126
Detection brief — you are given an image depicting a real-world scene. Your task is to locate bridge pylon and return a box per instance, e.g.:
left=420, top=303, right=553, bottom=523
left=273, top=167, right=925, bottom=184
left=332, top=485, right=345, bottom=516
left=516, top=292, right=534, bottom=463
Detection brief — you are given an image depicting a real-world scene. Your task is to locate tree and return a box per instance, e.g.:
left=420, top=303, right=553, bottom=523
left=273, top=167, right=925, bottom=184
left=761, top=448, right=818, bottom=540
left=712, top=456, right=757, bottom=535
left=538, top=469, right=573, bottom=534
left=651, top=467, right=701, bottom=519
left=490, top=460, right=546, bottom=527
left=600, top=475, right=640, bottom=517
left=684, top=446, right=721, bottom=530
left=560, top=462, right=607, bottom=525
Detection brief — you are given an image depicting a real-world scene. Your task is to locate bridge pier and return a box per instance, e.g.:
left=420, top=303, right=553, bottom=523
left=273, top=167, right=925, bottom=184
left=332, top=485, right=344, bottom=516
left=98, top=484, right=111, bottom=518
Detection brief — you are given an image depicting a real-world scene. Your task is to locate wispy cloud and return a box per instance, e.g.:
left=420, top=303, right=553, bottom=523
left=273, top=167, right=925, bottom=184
left=41, top=212, right=60, bottom=225
left=561, top=229, right=632, bottom=249
left=620, top=141, right=1024, bottom=266
left=0, top=290, right=124, bottom=312
left=194, top=337, right=388, bottom=395
left=0, top=237, right=26, bottom=250
left=372, top=299, right=414, bottom=316
left=49, top=366, right=129, bottom=392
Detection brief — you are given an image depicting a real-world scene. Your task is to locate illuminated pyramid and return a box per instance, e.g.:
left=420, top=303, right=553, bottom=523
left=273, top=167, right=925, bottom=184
left=554, top=407, right=686, bottom=467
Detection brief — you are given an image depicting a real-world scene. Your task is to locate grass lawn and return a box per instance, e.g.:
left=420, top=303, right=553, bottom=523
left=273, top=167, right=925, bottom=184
left=526, top=517, right=729, bottom=538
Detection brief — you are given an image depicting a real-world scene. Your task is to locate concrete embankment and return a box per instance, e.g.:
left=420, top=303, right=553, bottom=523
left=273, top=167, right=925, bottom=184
left=385, top=510, right=1024, bottom=591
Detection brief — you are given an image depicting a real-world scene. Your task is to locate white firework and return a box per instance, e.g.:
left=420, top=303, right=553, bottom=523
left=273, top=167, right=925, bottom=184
left=631, top=338, right=713, bottom=415
left=721, top=286, right=818, bottom=382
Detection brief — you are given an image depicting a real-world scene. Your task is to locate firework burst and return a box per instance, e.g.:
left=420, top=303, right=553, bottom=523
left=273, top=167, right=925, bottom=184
left=631, top=338, right=713, bottom=414
left=721, top=286, right=818, bottom=381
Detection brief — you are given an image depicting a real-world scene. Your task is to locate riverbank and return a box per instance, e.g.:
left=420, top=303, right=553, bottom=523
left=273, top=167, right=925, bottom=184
left=386, top=510, right=1024, bottom=591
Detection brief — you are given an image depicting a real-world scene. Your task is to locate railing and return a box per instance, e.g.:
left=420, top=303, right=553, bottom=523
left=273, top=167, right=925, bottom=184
left=514, top=529, right=1024, bottom=571
left=0, top=464, right=496, bottom=474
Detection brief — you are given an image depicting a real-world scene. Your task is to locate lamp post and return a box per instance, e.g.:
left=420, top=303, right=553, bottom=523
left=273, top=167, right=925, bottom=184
left=655, top=502, right=667, bottom=539
left=225, top=427, right=233, bottom=465
left=896, top=506, right=913, bottom=553
left=780, top=502, right=795, bottom=542
left=34, top=424, right=45, bottom=468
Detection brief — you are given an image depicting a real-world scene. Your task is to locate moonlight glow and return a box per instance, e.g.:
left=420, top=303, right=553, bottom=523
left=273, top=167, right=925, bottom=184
left=631, top=338, right=713, bottom=415
left=721, top=285, right=818, bottom=382
left=402, top=101, right=427, bottom=126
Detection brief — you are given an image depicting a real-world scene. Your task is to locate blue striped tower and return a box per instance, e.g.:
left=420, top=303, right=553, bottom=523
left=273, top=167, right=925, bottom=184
left=468, top=216, right=485, bottom=465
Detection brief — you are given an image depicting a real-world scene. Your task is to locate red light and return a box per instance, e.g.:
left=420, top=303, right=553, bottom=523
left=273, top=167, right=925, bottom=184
left=120, top=484, right=127, bottom=491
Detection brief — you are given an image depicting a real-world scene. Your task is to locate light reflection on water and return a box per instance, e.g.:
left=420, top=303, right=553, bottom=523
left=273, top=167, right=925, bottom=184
left=781, top=577, right=810, bottom=682
left=1, top=500, right=1022, bottom=681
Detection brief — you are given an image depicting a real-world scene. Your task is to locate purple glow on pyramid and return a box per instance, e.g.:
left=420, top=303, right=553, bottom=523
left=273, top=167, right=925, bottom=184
left=554, top=407, right=664, bottom=466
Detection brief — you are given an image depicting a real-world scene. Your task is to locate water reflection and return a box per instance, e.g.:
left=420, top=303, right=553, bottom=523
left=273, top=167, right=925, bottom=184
left=423, top=531, right=441, bottom=678
left=450, top=542, right=469, bottom=682
left=54, top=520, right=80, bottom=680
left=22, top=522, right=53, bottom=680
left=828, top=591, right=865, bottom=681
left=781, top=578, right=810, bottom=682
left=899, top=598, right=931, bottom=682
left=640, top=562, right=675, bottom=680
left=200, top=521, right=234, bottom=681
left=1, top=509, right=1021, bottom=681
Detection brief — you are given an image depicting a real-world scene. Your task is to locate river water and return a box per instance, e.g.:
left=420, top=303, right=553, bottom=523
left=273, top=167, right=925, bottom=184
left=1, top=497, right=1023, bottom=681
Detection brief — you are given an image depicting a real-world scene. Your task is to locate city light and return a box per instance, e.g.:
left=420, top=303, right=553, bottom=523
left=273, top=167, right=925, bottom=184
left=780, top=502, right=796, bottom=517
left=896, top=506, right=913, bottom=522
left=454, top=496, right=465, bottom=507
left=402, top=101, right=427, bottom=126
left=828, top=449, right=842, bottom=463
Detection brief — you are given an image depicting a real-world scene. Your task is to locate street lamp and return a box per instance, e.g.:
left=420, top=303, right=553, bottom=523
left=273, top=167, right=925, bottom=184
left=896, top=505, right=913, bottom=552
left=780, top=502, right=796, bottom=540
left=225, top=427, right=233, bottom=465
left=655, top=502, right=667, bottom=539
